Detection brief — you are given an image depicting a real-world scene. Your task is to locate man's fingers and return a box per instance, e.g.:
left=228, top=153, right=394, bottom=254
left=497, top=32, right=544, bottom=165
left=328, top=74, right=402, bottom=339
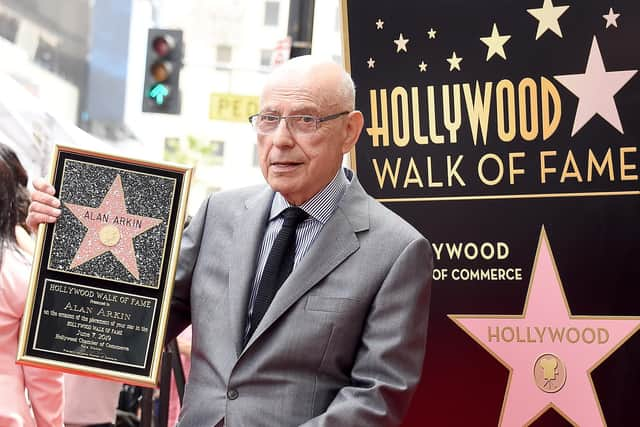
left=30, top=187, right=61, bottom=209
left=27, top=180, right=61, bottom=232
left=29, top=199, right=62, bottom=217
left=27, top=211, right=59, bottom=225
left=26, top=203, right=59, bottom=231
left=26, top=210, right=59, bottom=232
left=32, top=177, right=56, bottom=195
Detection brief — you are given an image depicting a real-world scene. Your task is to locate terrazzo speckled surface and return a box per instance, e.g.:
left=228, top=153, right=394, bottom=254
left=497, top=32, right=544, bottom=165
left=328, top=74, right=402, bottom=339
left=48, top=159, right=176, bottom=288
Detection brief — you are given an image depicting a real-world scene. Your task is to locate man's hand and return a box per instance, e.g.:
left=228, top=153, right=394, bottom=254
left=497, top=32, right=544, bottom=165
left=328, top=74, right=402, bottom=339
left=26, top=178, right=62, bottom=232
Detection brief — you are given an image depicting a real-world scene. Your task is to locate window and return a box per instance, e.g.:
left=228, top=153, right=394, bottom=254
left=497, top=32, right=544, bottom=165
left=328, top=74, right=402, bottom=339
left=264, top=1, right=279, bottom=26
left=0, top=13, right=18, bottom=42
left=163, top=137, right=180, bottom=159
left=216, top=45, right=232, bottom=64
left=202, top=140, right=224, bottom=166
left=209, top=140, right=225, bottom=157
left=34, top=37, right=57, bottom=72
left=260, top=49, right=273, bottom=67
left=163, top=137, right=224, bottom=166
left=193, top=138, right=224, bottom=166
left=252, top=144, right=260, bottom=167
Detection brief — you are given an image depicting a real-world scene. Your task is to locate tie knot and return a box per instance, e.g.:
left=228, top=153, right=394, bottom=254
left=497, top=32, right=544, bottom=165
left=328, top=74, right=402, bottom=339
left=282, top=207, right=308, bottom=228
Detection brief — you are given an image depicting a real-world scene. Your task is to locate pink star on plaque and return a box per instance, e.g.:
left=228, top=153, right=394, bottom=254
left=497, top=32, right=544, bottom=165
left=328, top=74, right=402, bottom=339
left=65, top=174, right=163, bottom=280
left=554, top=36, right=637, bottom=136
left=449, top=228, right=640, bottom=426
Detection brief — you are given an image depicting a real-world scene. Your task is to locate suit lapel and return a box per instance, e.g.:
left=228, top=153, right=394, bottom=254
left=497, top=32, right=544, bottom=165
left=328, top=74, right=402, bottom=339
left=244, top=175, right=371, bottom=350
left=228, top=188, right=273, bottom=355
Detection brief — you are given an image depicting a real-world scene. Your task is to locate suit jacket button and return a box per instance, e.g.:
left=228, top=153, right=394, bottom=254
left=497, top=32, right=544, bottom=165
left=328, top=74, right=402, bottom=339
left=227, top=389, right=239, bottom=400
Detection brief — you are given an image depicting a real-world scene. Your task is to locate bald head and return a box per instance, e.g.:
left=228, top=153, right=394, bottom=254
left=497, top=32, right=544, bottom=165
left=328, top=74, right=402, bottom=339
left=255, top=55, right=364, bottom=206
left=263, top=56, right=356, bottom=112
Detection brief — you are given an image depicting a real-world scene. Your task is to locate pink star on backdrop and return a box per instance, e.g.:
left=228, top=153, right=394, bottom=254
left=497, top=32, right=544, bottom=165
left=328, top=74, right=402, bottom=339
left=65, top=174, right=163, bottom=280
left=554, top=36, right=637, bottom=136
left=449, top=228, right=640, bottom=426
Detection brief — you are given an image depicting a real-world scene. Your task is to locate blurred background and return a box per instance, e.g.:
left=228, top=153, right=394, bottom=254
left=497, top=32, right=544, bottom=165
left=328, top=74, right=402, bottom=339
left=0, top=0, right=343, bottom=214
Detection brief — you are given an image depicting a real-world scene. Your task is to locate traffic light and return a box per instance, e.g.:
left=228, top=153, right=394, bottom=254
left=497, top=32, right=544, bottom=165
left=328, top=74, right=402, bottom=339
left=142, top=29, right=183, bottom=114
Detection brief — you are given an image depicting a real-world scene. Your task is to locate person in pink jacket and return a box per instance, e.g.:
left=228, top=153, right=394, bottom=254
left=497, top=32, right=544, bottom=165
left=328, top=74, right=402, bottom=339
left=168, top=326, right=192, bottom=427
left=0, top=142, right=64, bottom=426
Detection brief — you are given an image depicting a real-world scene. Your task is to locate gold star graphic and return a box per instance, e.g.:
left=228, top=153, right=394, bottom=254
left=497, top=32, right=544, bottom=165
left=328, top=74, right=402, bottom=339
left=394, top=33, right=409, bottom=53
left=480, top=23, right=511, bottom=61
left=427, top=28, right=437, bottom=39
left=418, top=61, right=428, bottom=72
left=527, top=0, right=570, bottom=40
left=447, top=51, right=463, bottom=71
left=603, top=8, right=620, bottom=28
left=376, top=19, right=384, bottom=30
left=367, top=57, right=375, bottom=69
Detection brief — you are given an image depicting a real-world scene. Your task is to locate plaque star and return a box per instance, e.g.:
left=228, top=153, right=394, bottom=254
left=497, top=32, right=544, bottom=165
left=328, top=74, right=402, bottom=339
left=449, top=229, right=640, bottom=426
left=418, top=61, right=428, bottom=72
left=446, top=51, right=463, bottom=71
left=527, top=0, right=570, bottom=40
left=480, top=23, right=511, bottom=61
left=554, top=36, right=637, bottom=136
left=375, top=19, right=384, bottom=30
left=602, top=8, right=620, bottom=28
left=65, top=174, right=163, bottom=280
left=427, top=28, right=437, bottom=39
left=394, top=33, right=409, bottom=53
left=367, top=57, right=375, bottom=69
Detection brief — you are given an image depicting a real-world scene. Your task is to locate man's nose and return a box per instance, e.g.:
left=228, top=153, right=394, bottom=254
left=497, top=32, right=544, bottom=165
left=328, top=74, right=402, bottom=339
left=272, top=118, right=295, bottom=147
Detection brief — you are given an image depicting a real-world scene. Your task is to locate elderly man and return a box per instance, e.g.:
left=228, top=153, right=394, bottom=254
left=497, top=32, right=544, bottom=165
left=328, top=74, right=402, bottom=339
left=28, top=56, right=433, bottom=427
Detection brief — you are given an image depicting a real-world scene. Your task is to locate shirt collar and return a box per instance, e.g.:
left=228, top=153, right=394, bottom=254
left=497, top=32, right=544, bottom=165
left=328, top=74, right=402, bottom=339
left=270, top=168, right=350, bottom=224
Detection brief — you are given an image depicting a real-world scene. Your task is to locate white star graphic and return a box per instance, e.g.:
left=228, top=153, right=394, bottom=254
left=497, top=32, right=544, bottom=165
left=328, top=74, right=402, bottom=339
left=367, top=57, right=375, bottom=69
left=447, top=52, right=463, bottom=71
left=394, top=33, right=409, bottom=53
left=427, top=28, right=437, bottom=39
left=480, top=23, right=511, bottom=61
left=418, top=61, right=428, bottom=72
left=375, top=19, right=384, bottom=30
left=603, top=8, right=620, bottom=28
left=554, top=36, right=637, bottom=136
left=527, top=0, right=570, bottom=40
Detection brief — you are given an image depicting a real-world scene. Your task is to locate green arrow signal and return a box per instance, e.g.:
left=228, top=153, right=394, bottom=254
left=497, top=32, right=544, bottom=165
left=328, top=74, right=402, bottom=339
left=149, top=84, right=169, bottom=105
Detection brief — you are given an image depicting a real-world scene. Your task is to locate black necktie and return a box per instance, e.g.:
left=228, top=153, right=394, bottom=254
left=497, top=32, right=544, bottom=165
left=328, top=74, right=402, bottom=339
left=246, top=207, right=308, bottom=342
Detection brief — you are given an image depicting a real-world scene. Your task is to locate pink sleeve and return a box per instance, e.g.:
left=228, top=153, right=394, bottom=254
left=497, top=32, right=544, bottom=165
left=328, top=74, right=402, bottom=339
left=0, top=254, right=29, bottom=320
left=23, top=365, right=65, bottom=427
left=178, top=325, right=192, bottom=342
left=1, top=252, right=65, bottom=426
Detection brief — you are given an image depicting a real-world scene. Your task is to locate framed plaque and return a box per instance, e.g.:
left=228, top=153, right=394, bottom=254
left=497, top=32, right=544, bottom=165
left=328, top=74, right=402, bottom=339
left=17, top=145, right=192, bottom=386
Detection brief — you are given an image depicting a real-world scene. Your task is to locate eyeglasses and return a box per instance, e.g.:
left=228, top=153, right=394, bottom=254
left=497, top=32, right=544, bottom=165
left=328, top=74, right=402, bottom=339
left=248, top=111, right=350, bottom=135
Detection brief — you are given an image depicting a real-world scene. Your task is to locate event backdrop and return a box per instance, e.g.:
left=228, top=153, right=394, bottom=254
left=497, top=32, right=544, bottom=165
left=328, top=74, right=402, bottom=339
left=342, top=1, right=640, bottom=425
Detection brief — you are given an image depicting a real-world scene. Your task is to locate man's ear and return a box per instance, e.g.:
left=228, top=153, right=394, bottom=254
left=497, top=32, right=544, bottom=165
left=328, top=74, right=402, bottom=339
left=342, top=111, right=364, bottom=154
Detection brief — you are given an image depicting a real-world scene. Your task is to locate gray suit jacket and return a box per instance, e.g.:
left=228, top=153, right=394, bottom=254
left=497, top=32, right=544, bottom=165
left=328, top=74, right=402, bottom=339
left=168, top=170, right=433, bottom=427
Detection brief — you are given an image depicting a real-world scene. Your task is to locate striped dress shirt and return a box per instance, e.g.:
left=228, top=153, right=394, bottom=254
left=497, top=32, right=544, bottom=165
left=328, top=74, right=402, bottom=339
left=244, top=168, right=350, bottom=338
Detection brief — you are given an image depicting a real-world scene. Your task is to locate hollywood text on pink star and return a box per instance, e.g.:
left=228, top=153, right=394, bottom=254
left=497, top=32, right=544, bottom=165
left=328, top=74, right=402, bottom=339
left=449, top=229, right=640, bottom=426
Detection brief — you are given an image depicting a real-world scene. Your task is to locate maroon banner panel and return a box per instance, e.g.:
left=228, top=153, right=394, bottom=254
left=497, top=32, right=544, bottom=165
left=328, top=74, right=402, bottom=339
left=343, top=1, right=640, bottom=426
